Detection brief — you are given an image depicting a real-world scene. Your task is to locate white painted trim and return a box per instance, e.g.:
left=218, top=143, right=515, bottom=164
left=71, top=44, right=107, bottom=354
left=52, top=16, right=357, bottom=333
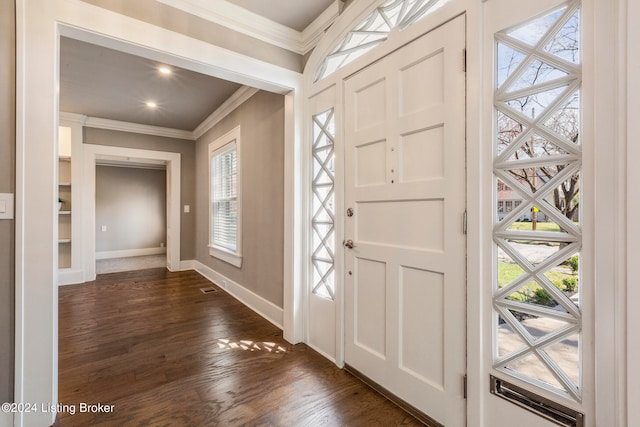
left=84, top=116, right=194, bottom=140
left=283, top=92, right=305, bottom=344
left=193, top=86, right=258, bottom=139
left=157, top=0, right=303, bottom=53
left=15, top=1, right=59, bottom=424
left=59, top=111, right=86, bottom=124
left=193, top=260, right=284, bottom=329
left=156, top=0, right=340, bottom=54
left=465, top=2, right=486, bottom=425
left=83, top=145, right=181, bottom=280
left=626, top=0, right=639, bottom=424
left=58, top=268, right=84, bottom=286
left=95, top=247, right=167, bottom=260
left=57, top=12, right=302, bottom=94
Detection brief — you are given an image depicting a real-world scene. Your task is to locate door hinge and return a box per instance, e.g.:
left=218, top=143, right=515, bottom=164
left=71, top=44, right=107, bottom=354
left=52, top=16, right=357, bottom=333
left=463, top=374, right=468, bottom=399
left=463, top=211, right=468, bottom=235
left=462, top=48, right=467, bottom=72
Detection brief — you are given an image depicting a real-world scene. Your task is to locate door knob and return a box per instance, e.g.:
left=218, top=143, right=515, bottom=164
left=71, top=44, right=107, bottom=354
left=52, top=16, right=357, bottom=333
left=344, top=239, right=355, bottom=249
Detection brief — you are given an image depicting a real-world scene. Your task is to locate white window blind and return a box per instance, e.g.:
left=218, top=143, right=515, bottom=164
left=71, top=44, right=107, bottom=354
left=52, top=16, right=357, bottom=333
left=209, top=126, right=242, bottom=267
left=211, top=144, right=238, bottom=251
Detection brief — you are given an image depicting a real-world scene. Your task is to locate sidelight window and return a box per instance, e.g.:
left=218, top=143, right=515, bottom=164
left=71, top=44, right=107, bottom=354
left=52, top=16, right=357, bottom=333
left=311, top=109, right=336, bottom=300
left=492, top=0, right=583, bottom=402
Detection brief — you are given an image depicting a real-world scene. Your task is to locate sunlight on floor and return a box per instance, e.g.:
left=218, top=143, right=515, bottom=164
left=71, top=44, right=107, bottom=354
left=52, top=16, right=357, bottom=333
left=217, top=338, right=287, bottom=353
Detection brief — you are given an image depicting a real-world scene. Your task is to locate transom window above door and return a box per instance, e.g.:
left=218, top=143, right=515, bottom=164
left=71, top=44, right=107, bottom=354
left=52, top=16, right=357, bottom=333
left=314, top=0, right=448, bottom=82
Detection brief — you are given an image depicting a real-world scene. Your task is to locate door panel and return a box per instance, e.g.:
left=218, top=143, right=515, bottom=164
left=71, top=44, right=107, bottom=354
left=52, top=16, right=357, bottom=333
left=344, top=16, right=466, bottom=426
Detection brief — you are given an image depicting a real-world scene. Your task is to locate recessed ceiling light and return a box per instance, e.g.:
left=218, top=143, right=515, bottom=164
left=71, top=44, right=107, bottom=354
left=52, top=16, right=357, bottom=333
left=146, top=101, right=158, bottom=108
left=159, top=66, right=172, bottom=75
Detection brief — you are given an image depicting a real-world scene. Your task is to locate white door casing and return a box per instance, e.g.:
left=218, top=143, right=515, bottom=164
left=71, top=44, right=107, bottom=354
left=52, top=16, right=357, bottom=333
left=344, top=16, right=466, bottom=425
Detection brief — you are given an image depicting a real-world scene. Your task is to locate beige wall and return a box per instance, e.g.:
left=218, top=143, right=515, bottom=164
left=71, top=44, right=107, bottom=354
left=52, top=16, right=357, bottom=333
left=80, top=0, right=303, bottom=72
left=96, top=165, right=167, bottom=253
left=0, top=0, right=15, bottom=404
left=84, top=128, right=196, bottom=260
left=196, top=91, right=285, bottom=308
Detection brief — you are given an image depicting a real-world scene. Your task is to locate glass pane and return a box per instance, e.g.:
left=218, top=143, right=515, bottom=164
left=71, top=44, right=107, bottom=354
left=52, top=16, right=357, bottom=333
left=544, top=333, right=580, bottom=387
left=497, top=317, right=529, bottom=358
left=505, top=85, right=568, bottom=120
left=544, top=253, right=579, bottom=307
left=496, top=111, right=527, bottom=156
left=497, top=43, right=527, bottom=88
left=544, top=10, right=580, bottom=64
left=506, top=282, right=566, bottom=312
left=510, top=310, right=571, bottom=342
left=544, top=90, right=581, bottom=145
left=497, top=248, right=526, bottom=288
left=502, top=238, right=561, bottom=266
left=506, top=59, right=568, bottom=93
left=506, top=7, right=567, bottom=46
left=506, top=353, right=565, bottom=390
left=506, top=133, right=573, bottom=162
left=501, top=162, right=575, bottom=194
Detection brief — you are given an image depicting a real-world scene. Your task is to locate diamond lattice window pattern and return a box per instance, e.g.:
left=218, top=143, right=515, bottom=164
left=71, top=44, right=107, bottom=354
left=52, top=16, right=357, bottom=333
left=312, top=109, right=336, bottom=300
left=315, top=0, right=447, bottom=82
left=493, top=0, right=583, bottom=402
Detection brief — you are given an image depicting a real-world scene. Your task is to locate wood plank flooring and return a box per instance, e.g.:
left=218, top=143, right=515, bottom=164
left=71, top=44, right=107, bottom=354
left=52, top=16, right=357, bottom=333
left=55, top=268, right=423, bottom=426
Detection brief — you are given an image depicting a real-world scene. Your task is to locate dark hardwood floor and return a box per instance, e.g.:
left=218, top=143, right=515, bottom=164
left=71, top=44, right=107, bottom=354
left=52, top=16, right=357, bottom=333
left=55, top=268, right=423, bottom=426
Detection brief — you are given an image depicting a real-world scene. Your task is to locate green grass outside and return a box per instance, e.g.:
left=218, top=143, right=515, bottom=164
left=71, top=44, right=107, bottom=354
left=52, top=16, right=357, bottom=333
left=498, top=261, right=576, bottom=303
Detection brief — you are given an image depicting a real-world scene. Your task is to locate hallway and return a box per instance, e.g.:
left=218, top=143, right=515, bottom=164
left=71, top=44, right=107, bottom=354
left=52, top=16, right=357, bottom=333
left=55, top=269, right=423, bottom=426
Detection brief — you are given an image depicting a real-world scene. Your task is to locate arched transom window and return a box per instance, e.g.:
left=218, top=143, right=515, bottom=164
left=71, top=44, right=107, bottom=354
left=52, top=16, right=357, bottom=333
left=315, top=0, right=447, bottom=82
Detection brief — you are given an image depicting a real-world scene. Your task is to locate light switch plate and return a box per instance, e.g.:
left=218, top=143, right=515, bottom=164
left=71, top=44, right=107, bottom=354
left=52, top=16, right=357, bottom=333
left=184, top=205, right=190, bottom=213
left=0, top=193, right=14, bottom=220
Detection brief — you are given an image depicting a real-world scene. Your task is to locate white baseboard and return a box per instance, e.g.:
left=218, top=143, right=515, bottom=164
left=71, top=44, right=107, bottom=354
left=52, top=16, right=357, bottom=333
left=58, top=268, right=84, bottom=286
left=192, top=260, right=284, bottom=330
left=96, top=247, right=166, bottom=260
left=0, top=410, right=12, bottom=427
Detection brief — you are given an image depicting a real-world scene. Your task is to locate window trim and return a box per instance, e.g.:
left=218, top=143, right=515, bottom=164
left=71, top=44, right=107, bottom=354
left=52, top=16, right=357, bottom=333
left=208, top=126, right=242, bottom=268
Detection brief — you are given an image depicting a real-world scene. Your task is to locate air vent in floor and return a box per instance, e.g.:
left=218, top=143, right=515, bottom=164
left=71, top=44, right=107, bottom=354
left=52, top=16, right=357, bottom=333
left=200, top=287, right=218, bottom=294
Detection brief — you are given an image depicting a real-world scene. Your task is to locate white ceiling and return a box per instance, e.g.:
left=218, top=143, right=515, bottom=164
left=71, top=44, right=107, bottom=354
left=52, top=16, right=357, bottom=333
left=60, top=1, right=337, bottom=131
left=60, top=37, right=243, bottom=131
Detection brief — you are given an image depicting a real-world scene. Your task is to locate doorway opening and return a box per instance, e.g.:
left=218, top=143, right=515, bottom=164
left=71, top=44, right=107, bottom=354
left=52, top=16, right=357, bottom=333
left=94, top=157, right=169, bottom=275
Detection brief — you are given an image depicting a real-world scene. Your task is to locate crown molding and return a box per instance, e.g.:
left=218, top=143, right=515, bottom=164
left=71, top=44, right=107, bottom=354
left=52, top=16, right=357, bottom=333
left=83, top=116, right=195, bottom=140
left=155, top=0, right=340, bottom=54
left=193, top=86, right=259, bottom=140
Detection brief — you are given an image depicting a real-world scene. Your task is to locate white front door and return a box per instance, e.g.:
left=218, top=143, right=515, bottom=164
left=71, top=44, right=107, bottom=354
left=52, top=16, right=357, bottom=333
left=344, top=16, right=467, bottom=426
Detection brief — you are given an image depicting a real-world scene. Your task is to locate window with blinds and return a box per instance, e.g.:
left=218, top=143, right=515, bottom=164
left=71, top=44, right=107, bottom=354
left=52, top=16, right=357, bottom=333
left=209, top=127, right=242, bottom=267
